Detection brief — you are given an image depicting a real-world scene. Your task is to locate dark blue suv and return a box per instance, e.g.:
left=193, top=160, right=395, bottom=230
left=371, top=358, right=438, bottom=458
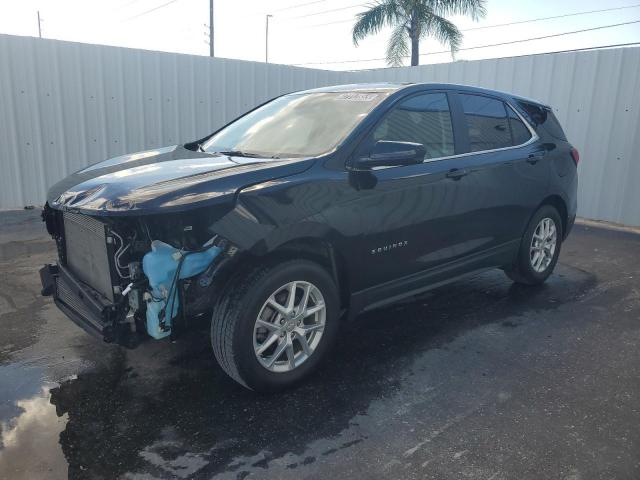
left=41, top=83, right=578, bottom=390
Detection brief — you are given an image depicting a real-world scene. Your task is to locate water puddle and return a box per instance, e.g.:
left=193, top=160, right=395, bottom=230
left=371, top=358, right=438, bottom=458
left=0, top=363, right=69, bottom=479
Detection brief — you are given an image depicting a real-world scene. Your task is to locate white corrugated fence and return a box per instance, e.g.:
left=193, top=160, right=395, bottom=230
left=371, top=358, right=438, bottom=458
left=352, top=49, right=640, bottom=227
left=0, top=34, right=639, bottom=226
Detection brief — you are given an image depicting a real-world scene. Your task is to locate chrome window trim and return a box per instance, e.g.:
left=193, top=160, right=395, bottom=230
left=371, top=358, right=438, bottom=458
left=348, top=96, right=539, bottom=172
left=421, top=99, right=538, bottom=164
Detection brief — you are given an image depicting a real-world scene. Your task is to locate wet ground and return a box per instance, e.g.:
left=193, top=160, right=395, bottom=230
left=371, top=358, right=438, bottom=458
left=1, top=209, right=639, bottom=480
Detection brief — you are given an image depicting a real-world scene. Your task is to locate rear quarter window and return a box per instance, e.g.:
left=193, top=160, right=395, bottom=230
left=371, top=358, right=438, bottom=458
left=542, top=110, right=567, bottom=141
left=517, top=101, right=567, bottom=141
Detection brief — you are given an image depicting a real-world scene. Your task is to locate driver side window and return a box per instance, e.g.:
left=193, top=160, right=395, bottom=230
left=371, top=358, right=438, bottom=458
left=371, top=92, right=455, bottom=160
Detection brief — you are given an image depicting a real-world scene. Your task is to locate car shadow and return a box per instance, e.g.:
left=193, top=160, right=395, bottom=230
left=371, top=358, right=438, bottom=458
left=48, top=265, right=595, bottom=479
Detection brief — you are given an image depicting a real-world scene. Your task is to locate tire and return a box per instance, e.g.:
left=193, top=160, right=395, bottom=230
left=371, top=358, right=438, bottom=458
left=211, top=259, right=340, bottom=392
left=505, top=205, right=563, bottom=285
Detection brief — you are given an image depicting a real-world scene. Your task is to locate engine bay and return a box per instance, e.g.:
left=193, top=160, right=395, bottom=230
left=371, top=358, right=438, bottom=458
left=41, top=204, right=238, bottom=346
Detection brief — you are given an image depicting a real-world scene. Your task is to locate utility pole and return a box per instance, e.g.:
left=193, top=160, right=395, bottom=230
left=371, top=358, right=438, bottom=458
left=37, top=10, right=42, bottom=38
left=209, top=0, right=214, bottom=57
left=265, top=14, right=273, bottom=63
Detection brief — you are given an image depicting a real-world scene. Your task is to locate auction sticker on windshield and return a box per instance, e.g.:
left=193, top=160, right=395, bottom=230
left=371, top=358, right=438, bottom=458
left=336, top=93, right=379, bottom=101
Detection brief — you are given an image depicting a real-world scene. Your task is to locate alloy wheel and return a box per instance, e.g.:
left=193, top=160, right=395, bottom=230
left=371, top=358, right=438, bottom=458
left=253, top=281, right=326, bottom=373
left=530, top=217, right=557, bottom=273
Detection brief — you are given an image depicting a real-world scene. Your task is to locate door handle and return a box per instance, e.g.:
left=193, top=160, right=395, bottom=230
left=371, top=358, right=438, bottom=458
left=527, top=150, right=546, bottom=164
left=446, top=168, right=468, bottom=180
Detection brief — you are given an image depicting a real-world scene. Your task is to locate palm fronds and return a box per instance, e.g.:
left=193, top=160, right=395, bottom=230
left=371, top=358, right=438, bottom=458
left=351, top=0, right=486, bottom=65
left=386, top=23, right=410, bottom=66
left=352, top=1, right=403, bottom=46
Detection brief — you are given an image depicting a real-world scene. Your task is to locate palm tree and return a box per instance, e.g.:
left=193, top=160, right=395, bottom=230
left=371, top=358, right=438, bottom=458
left=352, top=0, right=486, bottom=67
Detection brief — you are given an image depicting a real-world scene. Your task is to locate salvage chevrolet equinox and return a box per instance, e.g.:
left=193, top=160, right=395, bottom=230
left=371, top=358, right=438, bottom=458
left=40, top=83, right=579, bottom=391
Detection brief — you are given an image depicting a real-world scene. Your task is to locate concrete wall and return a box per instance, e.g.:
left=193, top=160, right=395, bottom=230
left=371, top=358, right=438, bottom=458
left=1, top=34, right=639, bottom=226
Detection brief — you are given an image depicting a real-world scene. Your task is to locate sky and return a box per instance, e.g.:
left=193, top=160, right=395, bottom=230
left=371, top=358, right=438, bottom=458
left=0, top=0, right=639, bottom=70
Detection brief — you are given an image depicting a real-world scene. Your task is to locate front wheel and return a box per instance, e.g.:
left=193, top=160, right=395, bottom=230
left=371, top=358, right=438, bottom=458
left=211, top=259, right=340, bottom=391
left=505, top=205, right=563, bottom=285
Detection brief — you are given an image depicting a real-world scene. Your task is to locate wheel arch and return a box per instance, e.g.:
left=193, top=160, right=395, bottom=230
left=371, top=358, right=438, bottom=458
left=211, top=231, right=351, bottom=315
left=209, top=201, right=352, bottom=313
left=539, top=194, right=569, bottom=239
left=258, top=236, right=350, bottom=313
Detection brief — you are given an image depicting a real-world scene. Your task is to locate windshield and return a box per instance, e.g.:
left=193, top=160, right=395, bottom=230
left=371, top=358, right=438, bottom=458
left=202, top=92, right=388, bottom=158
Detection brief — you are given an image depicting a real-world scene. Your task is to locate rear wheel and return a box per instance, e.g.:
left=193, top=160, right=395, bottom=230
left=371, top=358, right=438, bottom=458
left=211, top=259, right=339, bottom=391
left=505, top=205, right=563, bottom=285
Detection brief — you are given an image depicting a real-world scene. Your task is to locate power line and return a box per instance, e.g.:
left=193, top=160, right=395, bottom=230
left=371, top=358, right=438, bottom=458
left=272, top=0, right=328, bottom=13
left=273, top=15, right=354, bottom=28
left=462, top=3, right=640, bottom=31
left=424, top=41, right=640, bottom=66
left=289, top=2, right=367, bottom=19
left=281, top=2, right=640, bottom=29
left=257, top=0, right=365, bottom=20
left=293, top=41, right=640, bottom=70
left=118, top=0, right=147, bottom=9
left=480, top=41, right=640, bottom=59
left=125, top=0, right=181, bottom=21
left=294, top=19, right=640, bottom=65
left=307, top=17, right=355, bottom=28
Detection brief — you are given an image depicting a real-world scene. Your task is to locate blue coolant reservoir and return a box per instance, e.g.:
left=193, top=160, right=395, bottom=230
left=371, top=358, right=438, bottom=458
left=142, top=240, right=221, bottom=339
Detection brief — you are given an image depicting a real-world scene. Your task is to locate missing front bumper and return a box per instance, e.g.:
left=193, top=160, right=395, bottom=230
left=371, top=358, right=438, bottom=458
left=40, top=263, right=142, bottom=348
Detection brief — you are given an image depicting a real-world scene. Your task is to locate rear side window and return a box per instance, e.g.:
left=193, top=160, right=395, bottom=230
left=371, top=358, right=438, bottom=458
left=507, top=105, right=532, bottom=145
left=459, top=94, right=511, bottom=152
left=371, top=92, right=455, bottom=159
left=543, top=110, right=567, bottom=140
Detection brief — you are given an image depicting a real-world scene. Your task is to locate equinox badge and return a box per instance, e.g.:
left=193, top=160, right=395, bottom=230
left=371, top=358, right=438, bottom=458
left=371, top=240, right=408, bottom=255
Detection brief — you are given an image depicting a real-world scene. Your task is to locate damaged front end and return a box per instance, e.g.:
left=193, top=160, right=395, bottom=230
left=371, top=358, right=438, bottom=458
left=40, top=204, right=238, bottom=348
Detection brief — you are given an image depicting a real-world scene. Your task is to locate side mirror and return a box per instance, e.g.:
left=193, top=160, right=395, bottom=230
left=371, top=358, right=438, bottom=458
left=352, top=141, right=426, bottom=170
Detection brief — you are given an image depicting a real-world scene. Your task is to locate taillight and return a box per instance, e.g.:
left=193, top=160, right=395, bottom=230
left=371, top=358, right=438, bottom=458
left=570, top=147, right=580, bottom=166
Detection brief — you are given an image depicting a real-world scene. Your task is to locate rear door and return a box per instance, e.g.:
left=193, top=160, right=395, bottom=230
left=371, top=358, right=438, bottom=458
left=452, top=92, right=549, bottom=248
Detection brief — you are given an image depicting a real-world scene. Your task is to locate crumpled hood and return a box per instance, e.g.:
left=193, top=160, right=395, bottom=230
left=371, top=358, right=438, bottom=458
left=47, top=145, right=313, bottom=215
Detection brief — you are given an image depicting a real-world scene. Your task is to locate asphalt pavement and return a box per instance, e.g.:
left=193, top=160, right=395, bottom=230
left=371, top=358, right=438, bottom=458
left=1, top=209, right=639, bottom=480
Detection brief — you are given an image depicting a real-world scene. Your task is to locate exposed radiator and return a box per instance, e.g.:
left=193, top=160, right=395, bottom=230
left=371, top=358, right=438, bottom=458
left=56, top=274, right=94, bottom=322
left=63, top=212, right=114, bottom=302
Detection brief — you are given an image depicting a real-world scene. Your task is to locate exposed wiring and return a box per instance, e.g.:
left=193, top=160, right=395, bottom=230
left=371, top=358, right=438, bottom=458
left=116, top=243, right=130, bottom=270
left=141, top=220, right=153, bottom=243
left=158, top=239, right=221, bottom=330
left=159, top=250, right=185, bottom=328
left=111, top=230, right=132, bottom=279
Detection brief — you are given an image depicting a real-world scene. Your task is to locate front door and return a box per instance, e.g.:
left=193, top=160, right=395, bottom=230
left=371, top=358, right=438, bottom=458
left=344, top=91, right=492, bottom=293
